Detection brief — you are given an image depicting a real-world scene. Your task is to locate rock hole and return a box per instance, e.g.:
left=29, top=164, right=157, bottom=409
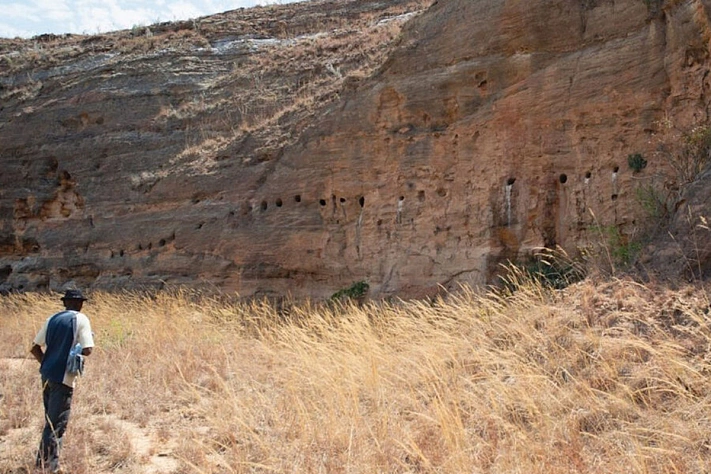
left=196, top=222, right=204, bottom=230
left=319, top=199, right=327, bottom=206
left=585, top=171, right=592, bottom=179
left=418, top=190, right=426, bottom=202
left=47, top=157, right=59, bottom=173
left=294, top=195, right=301, bottom=203
left=613, top=166, right=619, bottom=173
left=340, top=197, right=346, bottom=203
left=559, top=173, right=568, bottom=184
left=436, top=187, right=447, bottom=197
left=377, top=219, right=383, bottom=226
left=119, top=250, right=124, bottom=257
left=399, top=196, right=405, bottom=201
left=507, top=177, right=516, bottom=186
left=359, top=196, right=365, bottom=208
left=261, top=200, right=268, bottom=211
left=611, top=194, right=618, bottom=201
left=147, top=242, right=152, bottom=250
left=0, top=265, right=11, bottom=282
left=276, top=198, right=283, bottom=207
left=159, top=239, right=166, bottom=247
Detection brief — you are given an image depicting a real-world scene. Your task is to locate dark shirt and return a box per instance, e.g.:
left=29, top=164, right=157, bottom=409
left=39, top=311, right=76, bottom=384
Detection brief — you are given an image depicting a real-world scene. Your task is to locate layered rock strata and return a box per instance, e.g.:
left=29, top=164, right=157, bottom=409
left=1, top=0, right=710, bottom=297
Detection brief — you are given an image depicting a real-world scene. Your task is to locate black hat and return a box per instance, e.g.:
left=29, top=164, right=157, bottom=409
left=61, top=289, right=87, bottom=301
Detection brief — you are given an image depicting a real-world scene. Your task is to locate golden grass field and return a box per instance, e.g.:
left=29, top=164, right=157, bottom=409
left=2, top=275, right=711, bottom=473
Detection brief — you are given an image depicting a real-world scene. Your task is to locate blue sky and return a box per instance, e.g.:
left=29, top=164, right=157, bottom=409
left=0, top=0, right=304, bottom=39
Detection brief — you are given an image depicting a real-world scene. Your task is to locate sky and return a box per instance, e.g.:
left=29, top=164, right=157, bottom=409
left=0, top=0, right=304, bottom=39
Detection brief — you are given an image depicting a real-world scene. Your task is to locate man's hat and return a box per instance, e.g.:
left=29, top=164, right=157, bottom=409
left=61, top=289, right=87, bottom=301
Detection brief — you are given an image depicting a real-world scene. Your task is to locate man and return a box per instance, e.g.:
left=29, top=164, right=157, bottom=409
left=30, top=289, right=94, bottom=473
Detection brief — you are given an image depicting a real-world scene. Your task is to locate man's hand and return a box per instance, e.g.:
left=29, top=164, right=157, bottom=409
left=30, top=344, right=44, bottom=364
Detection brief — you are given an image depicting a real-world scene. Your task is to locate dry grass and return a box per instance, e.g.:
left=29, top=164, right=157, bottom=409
left=2, top=277, right=711, bottom=473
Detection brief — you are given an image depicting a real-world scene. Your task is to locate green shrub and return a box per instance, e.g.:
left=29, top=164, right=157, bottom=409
left=627, top=153, right=648, bottom=173
left=634, top=183, right=672, bottom=222
left=500, top=247, right=586, bottom=291
left=331, top=281, right=369, bottom=301
left=590, top=225, right=642, bottom=269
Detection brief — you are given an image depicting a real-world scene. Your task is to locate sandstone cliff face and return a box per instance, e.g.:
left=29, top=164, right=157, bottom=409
left=1, top=0, right=710, bottom=298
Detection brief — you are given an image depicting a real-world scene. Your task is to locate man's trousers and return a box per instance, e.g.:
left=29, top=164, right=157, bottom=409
left=36, top=378, right=73, bottom=472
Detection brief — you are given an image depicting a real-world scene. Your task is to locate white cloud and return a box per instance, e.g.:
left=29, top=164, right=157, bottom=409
left=2, top=2, right=42, bottom=22
left=0, top=22, right=34, bottom=39
left=161, top=1, right=204, bottom=23
left=35, top=0, right=74, bottom=22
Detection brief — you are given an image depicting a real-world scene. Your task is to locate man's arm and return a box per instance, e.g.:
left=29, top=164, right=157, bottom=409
left=30, top=344, right=44, bottom=363
left=76, top=314, right=94, bottom=357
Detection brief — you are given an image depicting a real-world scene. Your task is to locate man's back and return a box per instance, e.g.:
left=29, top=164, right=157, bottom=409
left=38, top=311, right=76, bottom=383
left=34, top=309, right=92, bottom=387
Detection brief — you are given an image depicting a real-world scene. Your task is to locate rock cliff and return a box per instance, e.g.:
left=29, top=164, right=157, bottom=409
left=1, top=0, right=710, bottom=298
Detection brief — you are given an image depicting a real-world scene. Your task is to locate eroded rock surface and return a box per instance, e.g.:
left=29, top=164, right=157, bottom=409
left=1, top=0, right=710, bottom=297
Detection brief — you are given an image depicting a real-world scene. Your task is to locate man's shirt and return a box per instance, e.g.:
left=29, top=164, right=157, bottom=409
left=34, top=310, right=94, bottom=387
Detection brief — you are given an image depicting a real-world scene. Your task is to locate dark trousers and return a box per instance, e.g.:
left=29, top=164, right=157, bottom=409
left=36, top=378, right=73, bottom=471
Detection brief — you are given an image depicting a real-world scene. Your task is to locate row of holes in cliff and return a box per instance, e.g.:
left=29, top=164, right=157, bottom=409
left=109, top=235, right=173, bottom=258
left=505, top=168, right=623, bottom=226
left=250, top=191, right=433, bottom=228
left=110, top=193, right=405, bottom=258
left=109, top=168, right=623, bottom=257
left=250, top=167, right=622, bottom=218
left=110, top=167, right=626, bottom=258
left=253, top=194, right=367, bottom=212
left=252, top=190, right=434, bottom=216
left=507, top=167, right=623, bottom=195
